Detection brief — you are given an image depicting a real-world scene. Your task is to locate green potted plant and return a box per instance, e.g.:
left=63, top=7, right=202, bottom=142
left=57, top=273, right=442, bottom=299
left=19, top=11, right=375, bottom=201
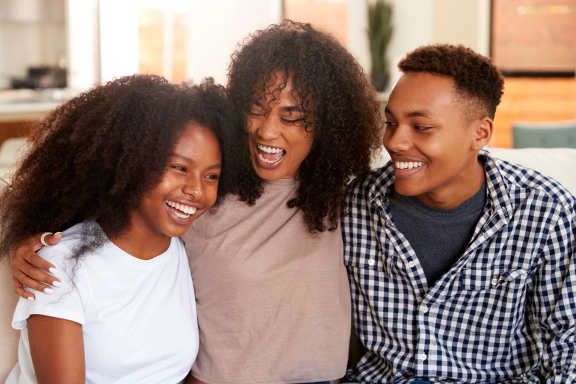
left=367, top=0, right=393, bottom=92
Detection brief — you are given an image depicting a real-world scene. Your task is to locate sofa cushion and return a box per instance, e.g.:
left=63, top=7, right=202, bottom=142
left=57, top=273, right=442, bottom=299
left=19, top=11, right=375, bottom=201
left=0, top=262, right=19, bottom=383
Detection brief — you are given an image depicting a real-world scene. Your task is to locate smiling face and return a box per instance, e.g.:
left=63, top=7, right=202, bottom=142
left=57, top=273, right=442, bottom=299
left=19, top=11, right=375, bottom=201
left=384, top=72, right=492, bottom=209
left=133, top=122, right=222, bottom=242
left=247, top=74, right=314, bottom=180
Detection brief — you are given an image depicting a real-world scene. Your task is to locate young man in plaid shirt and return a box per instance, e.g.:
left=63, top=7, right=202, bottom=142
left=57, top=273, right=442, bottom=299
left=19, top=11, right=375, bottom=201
left=343, top=44, right=575, bottom=384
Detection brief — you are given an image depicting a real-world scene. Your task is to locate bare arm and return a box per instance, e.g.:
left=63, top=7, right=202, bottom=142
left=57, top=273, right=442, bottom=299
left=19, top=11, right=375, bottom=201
left=10, top=232, right=63, bottom=299
left=27, top=315, right=85, bottom=384
left=187, top=375, right=207, bottom=384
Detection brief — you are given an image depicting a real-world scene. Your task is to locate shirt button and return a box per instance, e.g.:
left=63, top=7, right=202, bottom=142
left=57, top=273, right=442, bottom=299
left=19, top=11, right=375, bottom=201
left=407, top=260, right=416, bottom=268
left=419, top=353, right=427, bottom=361
left=368, top=259, right=375, bottom=266
left=421, top=306, right=428, bottom=313
left=491, top=278, right=499, bottom=286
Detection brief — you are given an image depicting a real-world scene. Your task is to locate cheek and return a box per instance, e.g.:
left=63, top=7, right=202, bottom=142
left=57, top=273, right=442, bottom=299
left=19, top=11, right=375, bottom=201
left=205, top=183, right=219, bottom=206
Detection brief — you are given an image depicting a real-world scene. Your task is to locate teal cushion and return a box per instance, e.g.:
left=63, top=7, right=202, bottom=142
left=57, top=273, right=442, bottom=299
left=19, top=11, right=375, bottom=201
left=513, top=121, right=576, bottom=149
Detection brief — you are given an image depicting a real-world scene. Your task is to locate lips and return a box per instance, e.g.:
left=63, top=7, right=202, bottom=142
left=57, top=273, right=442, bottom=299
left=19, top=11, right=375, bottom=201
left=391, top=158, right=426, bottom=177
left=255, top=143, right=285, bottom=169
left=164, top=200, right=200, bottom=223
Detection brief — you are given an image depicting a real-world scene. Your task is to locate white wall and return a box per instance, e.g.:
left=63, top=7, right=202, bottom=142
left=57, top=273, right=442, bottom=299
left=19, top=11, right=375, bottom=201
left=0, top=0, right=66, bottom=89
left=347, top=0, right=491, bottom=92
left=66, top=0, right=100, bottom=92
left=99, top=0, right=139, bottom=84
left=433, top=0, right=491, bottom=56
left=185, top=0, right=282, bottom=85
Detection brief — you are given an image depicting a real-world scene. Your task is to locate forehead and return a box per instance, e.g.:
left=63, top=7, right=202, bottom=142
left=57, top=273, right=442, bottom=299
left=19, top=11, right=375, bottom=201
left=254, top=71, right=304, bottom=104
left=387, top=72, right=460, bottom=117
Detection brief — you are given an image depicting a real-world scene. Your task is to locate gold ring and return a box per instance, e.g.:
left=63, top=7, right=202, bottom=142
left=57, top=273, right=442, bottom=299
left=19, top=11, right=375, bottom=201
left=40, top=232, right=53, bottom=247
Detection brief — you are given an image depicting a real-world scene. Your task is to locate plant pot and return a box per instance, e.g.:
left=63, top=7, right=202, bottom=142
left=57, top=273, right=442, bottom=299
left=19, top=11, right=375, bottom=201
left=371, top=72, right=389, bottom=92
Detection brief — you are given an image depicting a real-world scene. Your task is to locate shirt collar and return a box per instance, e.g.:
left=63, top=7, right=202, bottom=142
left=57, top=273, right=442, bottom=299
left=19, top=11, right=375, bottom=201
left=369, top=149, right=514, bottom=220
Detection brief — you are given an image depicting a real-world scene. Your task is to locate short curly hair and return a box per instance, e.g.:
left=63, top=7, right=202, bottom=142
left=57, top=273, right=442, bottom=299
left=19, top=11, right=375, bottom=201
left=0, top=74, right=241, bottom=260
left=398, top=44, right=504, bottom=123
left=227, top=20, right=384, bottom=234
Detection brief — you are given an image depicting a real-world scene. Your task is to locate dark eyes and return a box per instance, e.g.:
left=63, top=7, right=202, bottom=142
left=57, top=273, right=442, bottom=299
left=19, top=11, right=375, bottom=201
left=385, top=121, right=429, bottom=131
left=172, top=165, right=219, bottom=181
left=172, top=165, right=187, bottom=172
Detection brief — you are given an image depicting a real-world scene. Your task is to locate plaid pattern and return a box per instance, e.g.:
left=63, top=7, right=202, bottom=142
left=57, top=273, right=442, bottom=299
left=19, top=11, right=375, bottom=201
left=343, top=150, right=576, bottom=384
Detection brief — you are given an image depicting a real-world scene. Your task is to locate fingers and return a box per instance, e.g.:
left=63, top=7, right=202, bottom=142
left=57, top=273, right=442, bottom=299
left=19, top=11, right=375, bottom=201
left=12, top=276, right=36, bottom=300
left=32, top=231, right=63, bottom=252
left=15, top=252, right=61, bottom=286
left=10, top=233, right=63, bottom=298
left=45, top=232, right=63, bottom=247
left=11, top=262, right=57, bottom=298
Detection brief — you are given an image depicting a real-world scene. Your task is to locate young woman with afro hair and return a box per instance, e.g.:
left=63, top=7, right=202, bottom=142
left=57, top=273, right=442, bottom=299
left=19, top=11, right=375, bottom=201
left=10, top=20, right=384, bottom=384
left=1, top=74, right=241, bottom=384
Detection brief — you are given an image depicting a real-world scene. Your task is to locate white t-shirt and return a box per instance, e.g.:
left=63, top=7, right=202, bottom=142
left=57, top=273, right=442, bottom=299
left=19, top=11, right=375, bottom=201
left=6, top=222, right=198, bottom=384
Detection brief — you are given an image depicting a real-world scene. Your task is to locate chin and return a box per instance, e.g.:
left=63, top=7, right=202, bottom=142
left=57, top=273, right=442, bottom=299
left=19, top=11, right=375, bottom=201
left=394, top=183, right=421, bottom=197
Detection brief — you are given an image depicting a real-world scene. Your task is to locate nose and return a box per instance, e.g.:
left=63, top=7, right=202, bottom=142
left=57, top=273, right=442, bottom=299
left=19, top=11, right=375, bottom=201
left=384, top=125, right=412, bottom=153
left=252, top=115, right=281, bottom=141
left=183, top=173, right=204, bottom=200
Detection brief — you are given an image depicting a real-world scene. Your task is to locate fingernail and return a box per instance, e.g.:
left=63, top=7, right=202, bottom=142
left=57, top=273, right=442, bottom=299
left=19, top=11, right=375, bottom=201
left=27, top=296, right=35, bottom=301
left=54, top=232, right=63, bottom=236
left=49, top=267, right=57, bottom=274
left=52, top=281, right=62, bottom=288
left=43, top=288, right=53, bottom=294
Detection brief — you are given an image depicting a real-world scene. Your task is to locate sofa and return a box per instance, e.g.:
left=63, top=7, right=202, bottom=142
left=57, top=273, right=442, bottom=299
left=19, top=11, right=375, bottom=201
left=1, top=147, right=576, bottom=382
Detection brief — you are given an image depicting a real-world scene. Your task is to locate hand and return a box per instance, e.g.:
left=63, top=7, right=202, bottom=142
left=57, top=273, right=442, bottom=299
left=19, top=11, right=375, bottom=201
left=10, top=232, right=63, bottom=300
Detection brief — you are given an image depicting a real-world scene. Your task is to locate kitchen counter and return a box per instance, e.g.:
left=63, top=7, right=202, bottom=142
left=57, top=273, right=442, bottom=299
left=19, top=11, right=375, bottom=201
left=0, top=89, right=69, bottom=122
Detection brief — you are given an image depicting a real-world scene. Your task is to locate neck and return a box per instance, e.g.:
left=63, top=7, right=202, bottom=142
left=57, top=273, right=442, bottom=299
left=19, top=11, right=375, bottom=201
left=416, top=157, right=485, bottom=210
left=102, top=220, right=171, bottom=261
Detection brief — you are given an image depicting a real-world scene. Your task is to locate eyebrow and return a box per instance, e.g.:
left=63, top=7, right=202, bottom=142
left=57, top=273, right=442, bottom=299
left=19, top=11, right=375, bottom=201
left=282, top=105, right=305, bottom=114
left=253, top=101, right=305, bottom=114
left=172, top=154, right=222, bottom=170
left=384, top=107, right=436, bottom=119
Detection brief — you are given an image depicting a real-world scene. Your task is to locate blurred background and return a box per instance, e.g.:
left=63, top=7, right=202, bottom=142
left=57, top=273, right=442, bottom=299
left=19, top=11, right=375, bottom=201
left=0, top=0, right=574, bottom=163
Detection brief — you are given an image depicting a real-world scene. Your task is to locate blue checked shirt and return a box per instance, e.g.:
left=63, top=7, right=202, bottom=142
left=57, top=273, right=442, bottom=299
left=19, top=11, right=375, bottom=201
left=343, top=150, right=576, bottom=384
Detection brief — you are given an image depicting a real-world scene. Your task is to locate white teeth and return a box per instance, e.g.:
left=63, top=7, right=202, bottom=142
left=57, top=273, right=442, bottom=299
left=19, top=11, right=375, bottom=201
left=165, top=201, right=197, bottom=217
left=174, top=211, right=190, bottom=219
left=394, top=161, right=424, bottom=170
left=258, top=153, right=284, bottom=164
left=257, top=144, right=283, bottom=154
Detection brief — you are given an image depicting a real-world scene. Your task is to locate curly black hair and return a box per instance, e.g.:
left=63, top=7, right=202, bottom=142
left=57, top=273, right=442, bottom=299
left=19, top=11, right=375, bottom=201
left=0, top=74, right=241, bottom=260
left=398, top=44, right=504, bottom=123
left=227, top=20, right=384, bottom=234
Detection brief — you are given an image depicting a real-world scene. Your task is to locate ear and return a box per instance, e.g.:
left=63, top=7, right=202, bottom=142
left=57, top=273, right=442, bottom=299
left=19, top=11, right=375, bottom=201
left=470, top=117, right=493, bottom=150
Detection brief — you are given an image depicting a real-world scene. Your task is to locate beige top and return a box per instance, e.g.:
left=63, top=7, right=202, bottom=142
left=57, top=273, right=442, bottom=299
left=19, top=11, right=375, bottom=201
left=183, top=178, right=351, bottom=384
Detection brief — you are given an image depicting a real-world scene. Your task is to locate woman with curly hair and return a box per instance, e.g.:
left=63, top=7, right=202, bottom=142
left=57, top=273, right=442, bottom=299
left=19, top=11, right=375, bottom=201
left=9, top=21, right=383, bottom=384
left=1, top=74, right=239, bottom=384
left=183, top=21, right=383, bottom=384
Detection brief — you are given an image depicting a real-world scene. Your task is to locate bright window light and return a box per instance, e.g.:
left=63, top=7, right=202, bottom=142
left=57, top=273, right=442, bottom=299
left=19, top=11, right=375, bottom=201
left=140, top=0, right=192, bottom=13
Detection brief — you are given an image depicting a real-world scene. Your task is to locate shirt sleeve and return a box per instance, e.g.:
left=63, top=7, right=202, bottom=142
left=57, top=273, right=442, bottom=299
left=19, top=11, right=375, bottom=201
left=533, top=205, right=576, bottom=384
left=11, top=245, right=87, bottom=330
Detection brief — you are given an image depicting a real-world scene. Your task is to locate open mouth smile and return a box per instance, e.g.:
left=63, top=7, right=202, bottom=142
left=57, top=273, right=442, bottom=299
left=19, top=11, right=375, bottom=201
left=165, top=200, right=198, bottom=220
left=256, top=143, right=286, bottom=167
left=394, top=161, right=424, bottom=170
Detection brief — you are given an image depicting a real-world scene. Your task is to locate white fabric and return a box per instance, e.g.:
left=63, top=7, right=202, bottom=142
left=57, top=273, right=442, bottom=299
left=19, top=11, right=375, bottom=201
left=6, top=223, right=198, bottom=384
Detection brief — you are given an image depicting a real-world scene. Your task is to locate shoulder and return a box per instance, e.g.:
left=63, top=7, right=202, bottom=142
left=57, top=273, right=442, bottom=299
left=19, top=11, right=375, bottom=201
left=37, top=224, right=84, bottom=263
left=489, top=155, right=575, bottom=215
left=37, top=222, right=98, bottom=274
left=349, top=162, right=394, bottom=203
